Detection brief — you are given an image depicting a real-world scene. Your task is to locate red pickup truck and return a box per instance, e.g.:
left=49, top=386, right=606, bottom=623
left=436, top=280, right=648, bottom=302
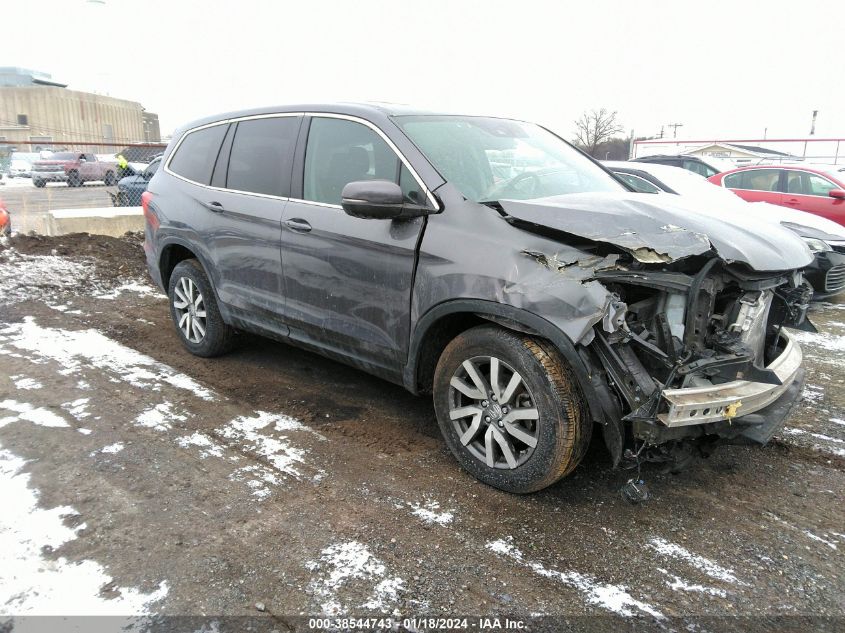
left=31, top=152, right=118, bottom=188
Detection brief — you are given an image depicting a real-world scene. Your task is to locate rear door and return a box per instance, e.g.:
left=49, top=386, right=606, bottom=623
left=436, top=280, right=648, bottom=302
left=280, top=114, right=432, bottom=374
left=781, top=170, right=845, bottom=223
left=200, top=115, right=301, bottom=327
left=722, top=168, right=784, bottom=205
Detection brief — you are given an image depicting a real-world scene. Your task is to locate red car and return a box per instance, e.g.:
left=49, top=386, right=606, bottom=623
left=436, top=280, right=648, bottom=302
left=709, top=164, right=845, bottom=227
left=0, top=195, right=10, bottom=235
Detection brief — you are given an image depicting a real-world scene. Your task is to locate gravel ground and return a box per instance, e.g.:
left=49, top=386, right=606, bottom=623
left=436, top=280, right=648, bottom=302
left=0, top=233, right=843, bottom=633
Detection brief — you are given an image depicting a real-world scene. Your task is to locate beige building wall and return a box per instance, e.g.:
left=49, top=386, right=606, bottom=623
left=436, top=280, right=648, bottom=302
left=0, top=86, right=159, bottom=150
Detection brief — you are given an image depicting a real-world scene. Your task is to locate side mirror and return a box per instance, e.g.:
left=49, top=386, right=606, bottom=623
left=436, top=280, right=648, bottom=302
left=341, top=180, right=430, bottom=220
left=828, top=188, right=845, bottom=199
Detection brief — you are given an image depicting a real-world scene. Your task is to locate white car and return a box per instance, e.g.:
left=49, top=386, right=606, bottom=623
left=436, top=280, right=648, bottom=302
left=604, top=160, right=845, bottom=299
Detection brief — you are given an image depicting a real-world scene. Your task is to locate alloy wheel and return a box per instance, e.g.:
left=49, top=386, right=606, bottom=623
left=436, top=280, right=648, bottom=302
left=448, top=356, right=539, bottom=469
left=172, top=276, right=207, bottom=343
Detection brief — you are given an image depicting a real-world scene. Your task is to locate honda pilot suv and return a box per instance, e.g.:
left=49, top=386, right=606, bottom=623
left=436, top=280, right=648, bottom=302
left=144, top=104, right=815, bottom=493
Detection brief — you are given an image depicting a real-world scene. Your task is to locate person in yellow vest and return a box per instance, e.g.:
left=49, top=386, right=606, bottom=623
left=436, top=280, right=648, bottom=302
left=116, top=154, right=129, bottom=180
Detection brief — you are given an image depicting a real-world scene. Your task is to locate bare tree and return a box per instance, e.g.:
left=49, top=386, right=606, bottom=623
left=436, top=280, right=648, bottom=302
left=573, top=109, right=625, bottom=157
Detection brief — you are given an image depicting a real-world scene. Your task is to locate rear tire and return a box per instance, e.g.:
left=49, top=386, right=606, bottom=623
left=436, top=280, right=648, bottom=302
left=33, top=178, right=46, bottom=188
left=167, top=259, right=235, bottom=357
left=433, top=325, right=591, bottom=493
left=67, top=171, right=81, bottom=187
left=104, top=171, right=116, bottom=186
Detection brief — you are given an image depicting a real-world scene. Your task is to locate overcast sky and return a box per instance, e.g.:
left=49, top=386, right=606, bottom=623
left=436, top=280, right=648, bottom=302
left=5, top=0, right=844, bottom=141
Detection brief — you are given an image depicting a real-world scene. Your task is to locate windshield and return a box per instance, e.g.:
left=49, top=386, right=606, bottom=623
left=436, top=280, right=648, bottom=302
left=394, top=115, right=624, bottom=203
left=50, top=152, right=77, bottom=160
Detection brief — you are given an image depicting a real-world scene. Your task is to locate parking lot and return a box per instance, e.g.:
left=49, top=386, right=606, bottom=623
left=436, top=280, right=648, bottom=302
left=1, top=232, right=843, bottom=631
left=1, top=178, right=119, bottom=234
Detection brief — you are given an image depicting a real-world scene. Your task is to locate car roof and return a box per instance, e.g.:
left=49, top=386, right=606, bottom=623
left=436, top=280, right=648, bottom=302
left=172, top=102, right=539, bottom=139
left=176, top=102, right=459, bottom=133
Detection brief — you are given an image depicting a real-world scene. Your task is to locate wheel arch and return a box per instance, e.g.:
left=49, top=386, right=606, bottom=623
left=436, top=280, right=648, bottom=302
left=158, top=238, right=217, bottom=295
left=404, top=299, right=603, bottom=424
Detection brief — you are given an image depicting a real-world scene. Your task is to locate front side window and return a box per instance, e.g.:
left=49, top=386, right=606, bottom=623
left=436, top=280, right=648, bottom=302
left=394, top=115, right=623, bottom=203
left=168, top=124, right=228, bottom=185
left=226, top=117, right=299, bottom=196
left=723, top=169, right=781, bottom=192
left=808, top=173, right=837, bottom=196
left=304, top=117, right=406, bottom=206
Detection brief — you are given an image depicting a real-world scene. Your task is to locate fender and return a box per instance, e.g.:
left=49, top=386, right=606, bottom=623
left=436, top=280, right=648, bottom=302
left=156, top=235, right=226, bottom=309
left=404, top=299, right=605, bottom=424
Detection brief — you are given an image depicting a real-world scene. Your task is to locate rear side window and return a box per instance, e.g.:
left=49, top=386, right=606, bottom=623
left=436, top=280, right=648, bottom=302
left=723, top=169, right=781, bottom=192
left=168, top=124, right=228, bottom=185
left=226, top=117, right=299, bottom=196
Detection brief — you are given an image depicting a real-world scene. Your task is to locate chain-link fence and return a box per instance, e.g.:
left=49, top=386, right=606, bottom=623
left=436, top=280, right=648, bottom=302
left=0, top=140, right=167, bottom=234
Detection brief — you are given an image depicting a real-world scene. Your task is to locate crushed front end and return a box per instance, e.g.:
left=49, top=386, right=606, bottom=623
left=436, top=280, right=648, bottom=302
left=582, top=256, right=814, bottom=467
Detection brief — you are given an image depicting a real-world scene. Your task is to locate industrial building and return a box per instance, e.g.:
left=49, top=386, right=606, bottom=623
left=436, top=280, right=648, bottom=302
left=0, top=67, right=160, bottom=153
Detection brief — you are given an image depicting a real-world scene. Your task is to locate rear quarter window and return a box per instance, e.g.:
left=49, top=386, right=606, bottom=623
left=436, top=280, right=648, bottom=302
left=168, top=124, right=228, bottom=185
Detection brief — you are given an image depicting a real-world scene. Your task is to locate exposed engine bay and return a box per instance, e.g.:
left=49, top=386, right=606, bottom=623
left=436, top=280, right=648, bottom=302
left=583, top=255, right=813, bottom=468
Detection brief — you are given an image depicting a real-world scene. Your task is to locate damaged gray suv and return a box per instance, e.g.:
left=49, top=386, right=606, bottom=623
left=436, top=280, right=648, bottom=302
left=144, top=104, right=814, bottom=493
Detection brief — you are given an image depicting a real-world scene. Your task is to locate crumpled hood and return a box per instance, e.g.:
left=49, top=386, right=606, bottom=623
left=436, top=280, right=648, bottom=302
left=500, top=192, right=814, bottom=271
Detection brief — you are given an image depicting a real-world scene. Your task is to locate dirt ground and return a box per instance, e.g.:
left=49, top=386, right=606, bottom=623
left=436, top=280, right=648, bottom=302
left=1, top=232, right=844, bottom=632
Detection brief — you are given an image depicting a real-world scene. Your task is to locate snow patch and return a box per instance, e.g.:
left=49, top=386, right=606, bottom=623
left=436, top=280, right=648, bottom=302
left=487, top=538, right=663, bottom=618
left=803, top=530, right=838, bottom=550
left=656, top=568, right=727, bottom=598
left=0, top=444, right=168, bottom=615
left=0, top=318, right=215, bottom=401
left=408, top=499, right=454, bottom=526
left=791, top=330, right=845, bottom=354
left=62, top=398, right=91, bottom=420
left=93, top=442, right=125, bottom=455
left=0, top=399, right=69, bottom=429
left=306, top=541, right=403, bottom=615
left=11, top=376, right=43, bottom=390
left=648, top=538, right=746, bottom=586
left=218, top=411, right=323, bottom=481
left=134, top=402, right=187, bottom=432
left=96, top=281, right=162, bottom=300
left=0, top=250, right=98, bottom=306
left=176, top=432, right=224, bottom=458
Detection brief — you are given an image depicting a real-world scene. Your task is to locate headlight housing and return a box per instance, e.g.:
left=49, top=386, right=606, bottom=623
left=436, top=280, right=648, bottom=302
left=803, top=237, right=833, bottom=253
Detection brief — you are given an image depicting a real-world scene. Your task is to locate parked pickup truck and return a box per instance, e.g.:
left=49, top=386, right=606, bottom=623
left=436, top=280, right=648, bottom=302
left=31, top=152, right=118, bottom=188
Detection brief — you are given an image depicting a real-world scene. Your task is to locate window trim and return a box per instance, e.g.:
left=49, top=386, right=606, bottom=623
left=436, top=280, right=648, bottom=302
left=164, top=112, right=440, bottom=210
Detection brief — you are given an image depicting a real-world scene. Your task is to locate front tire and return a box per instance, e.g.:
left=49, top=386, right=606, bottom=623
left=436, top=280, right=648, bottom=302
left=433, top=325, right=591, bottom=493
left=104, top=170, right=116, bottom=186
left=167, top=259, right=235, bottom=357
left=33, top=178, right=46, bottom=188
left=67, top=171, right=81, bottom=187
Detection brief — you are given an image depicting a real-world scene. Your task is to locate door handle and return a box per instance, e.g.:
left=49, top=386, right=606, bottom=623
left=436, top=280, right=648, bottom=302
left=784, top=198, right=801, bottom=205
left=204, top=201, right=225, bottom=213
left=284, top=218, right=312, bottom=233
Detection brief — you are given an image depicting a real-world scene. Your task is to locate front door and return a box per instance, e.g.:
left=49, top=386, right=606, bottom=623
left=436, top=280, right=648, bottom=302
left=281, top=115, right=431, bottom=374
left=782, top=170, right=845, bottom=224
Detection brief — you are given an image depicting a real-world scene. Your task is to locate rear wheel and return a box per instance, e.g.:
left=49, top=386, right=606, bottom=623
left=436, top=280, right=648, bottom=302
left=67, top=171, right=81, bottom=187
left=167, top=259, right=235, bottom=357
left=33, top=178, right=46, bottom=188
left=433, top=325, right=591, bottom=493
left=104, top=170, right=116, bottom=186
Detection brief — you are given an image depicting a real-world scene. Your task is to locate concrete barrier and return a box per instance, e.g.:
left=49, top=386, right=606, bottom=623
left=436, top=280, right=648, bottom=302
left=47, top=206, right=144, bottom=237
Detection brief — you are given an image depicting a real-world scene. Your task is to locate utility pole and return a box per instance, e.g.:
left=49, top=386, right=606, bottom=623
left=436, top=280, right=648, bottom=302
left=810, top=110, right=818, bottom=136
left=659, top=125, right=664, bottom=139
left=668, top=123, right=684, bottom=138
